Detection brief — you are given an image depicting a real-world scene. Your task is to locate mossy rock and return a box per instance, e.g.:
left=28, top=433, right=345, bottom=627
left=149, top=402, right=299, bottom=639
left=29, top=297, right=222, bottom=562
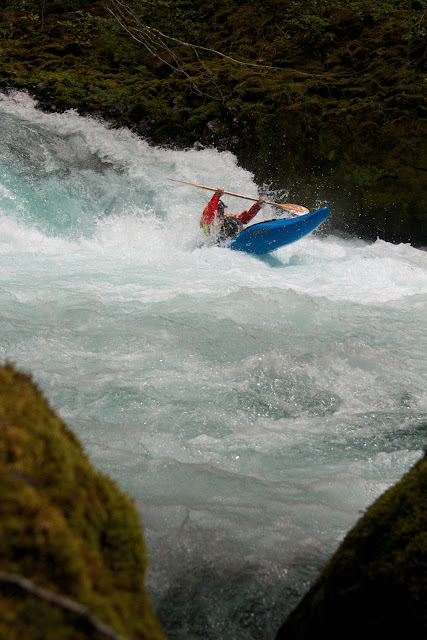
left=276, top=452, right=427, bottom=639
left=0, top=363, right=166, bottom=640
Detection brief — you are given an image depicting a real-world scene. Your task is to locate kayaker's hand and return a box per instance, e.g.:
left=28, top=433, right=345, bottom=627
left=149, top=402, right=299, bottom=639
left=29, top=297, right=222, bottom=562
left=257, top=197, right=266, bottom=205
left=216, top=188, right=225, bottom=196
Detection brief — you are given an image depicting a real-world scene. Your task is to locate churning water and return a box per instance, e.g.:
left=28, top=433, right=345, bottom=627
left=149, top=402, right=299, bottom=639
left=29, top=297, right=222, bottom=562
left=1, top=91, right=426, bottom=639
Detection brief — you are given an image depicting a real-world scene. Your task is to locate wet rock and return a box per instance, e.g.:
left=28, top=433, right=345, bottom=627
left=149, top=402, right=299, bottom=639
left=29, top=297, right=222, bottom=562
left=0, top=363, right=165, bottom=640
left=276, top=452, right=427, bottom=639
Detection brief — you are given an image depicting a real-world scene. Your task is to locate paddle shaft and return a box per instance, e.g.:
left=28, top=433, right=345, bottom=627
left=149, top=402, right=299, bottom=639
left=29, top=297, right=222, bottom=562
left=167, top=178, right=309, bottom=214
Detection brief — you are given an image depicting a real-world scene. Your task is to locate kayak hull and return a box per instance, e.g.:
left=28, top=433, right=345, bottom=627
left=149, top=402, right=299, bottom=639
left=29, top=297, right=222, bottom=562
left=221, top=206, right=330, bottom=255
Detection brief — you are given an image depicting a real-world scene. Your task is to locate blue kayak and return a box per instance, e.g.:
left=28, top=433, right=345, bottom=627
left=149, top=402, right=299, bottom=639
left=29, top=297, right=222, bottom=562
left=220, top=206, right=330, bottom=254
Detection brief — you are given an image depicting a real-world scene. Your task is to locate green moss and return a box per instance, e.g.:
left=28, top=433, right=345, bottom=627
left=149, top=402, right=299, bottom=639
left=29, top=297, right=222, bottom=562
left=0, top=363, right=166, bottom=640
left=352, top=164, right=386, bottom=187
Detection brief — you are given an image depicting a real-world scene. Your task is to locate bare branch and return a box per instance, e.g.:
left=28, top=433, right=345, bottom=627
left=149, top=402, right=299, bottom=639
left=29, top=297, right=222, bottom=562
left=108, top=0, right=362, bottom=84
left=0, top=571, right=128, bottom=640
left=108, top=2, right=217, bottom=97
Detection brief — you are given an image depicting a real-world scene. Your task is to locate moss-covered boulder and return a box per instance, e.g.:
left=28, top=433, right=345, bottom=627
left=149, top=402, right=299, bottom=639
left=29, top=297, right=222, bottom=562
left=0, top=363, right=166, bottom=640
left=276, top=452, right=427, bottom=639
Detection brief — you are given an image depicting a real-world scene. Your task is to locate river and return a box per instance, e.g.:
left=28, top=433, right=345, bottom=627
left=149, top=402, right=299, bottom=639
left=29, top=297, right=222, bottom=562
left=1, top=90, right=425, bottom=639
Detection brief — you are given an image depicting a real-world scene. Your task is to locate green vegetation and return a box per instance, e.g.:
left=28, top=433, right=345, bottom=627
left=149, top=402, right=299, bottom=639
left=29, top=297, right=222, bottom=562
left=0, top=362, right=165, bottom=640
left=0, top=0, right=425, bottom=244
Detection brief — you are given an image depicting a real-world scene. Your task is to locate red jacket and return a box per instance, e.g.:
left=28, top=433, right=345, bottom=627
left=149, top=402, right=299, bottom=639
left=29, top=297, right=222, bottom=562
left=201, top=193, right=262, bottom=228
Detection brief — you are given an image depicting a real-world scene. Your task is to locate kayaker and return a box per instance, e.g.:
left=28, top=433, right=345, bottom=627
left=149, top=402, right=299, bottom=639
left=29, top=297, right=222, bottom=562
left=200, top=188, right=266, bottom=242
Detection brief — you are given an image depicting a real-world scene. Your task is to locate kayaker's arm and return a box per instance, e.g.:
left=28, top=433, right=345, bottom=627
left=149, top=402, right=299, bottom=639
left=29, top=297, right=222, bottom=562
left=237, top=198, right=266, bottom=225
left=200, top=189, right=224, bottom=227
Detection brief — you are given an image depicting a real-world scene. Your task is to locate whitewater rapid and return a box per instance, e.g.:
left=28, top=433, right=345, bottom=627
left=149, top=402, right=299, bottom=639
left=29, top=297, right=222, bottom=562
left=1, top=91, right=426, bottom=639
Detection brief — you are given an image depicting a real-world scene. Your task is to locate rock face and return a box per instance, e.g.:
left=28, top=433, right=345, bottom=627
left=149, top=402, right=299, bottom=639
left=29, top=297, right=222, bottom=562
left=0, top=363, right=165, bottom=640
left=276, top=452, right=427, bottom=639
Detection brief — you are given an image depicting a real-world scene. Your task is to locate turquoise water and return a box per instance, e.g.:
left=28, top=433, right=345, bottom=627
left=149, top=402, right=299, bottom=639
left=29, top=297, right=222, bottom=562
left=1, top=90, right=426, bottom=639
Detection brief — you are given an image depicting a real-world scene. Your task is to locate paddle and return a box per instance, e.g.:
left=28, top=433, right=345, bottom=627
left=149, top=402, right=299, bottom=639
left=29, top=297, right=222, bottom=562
left=167, top=178, right=309, bottom=215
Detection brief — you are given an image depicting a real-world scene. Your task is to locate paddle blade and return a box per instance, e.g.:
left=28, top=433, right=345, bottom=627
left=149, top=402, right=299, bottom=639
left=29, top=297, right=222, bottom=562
left=274, top=203, right=310, bottom=215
